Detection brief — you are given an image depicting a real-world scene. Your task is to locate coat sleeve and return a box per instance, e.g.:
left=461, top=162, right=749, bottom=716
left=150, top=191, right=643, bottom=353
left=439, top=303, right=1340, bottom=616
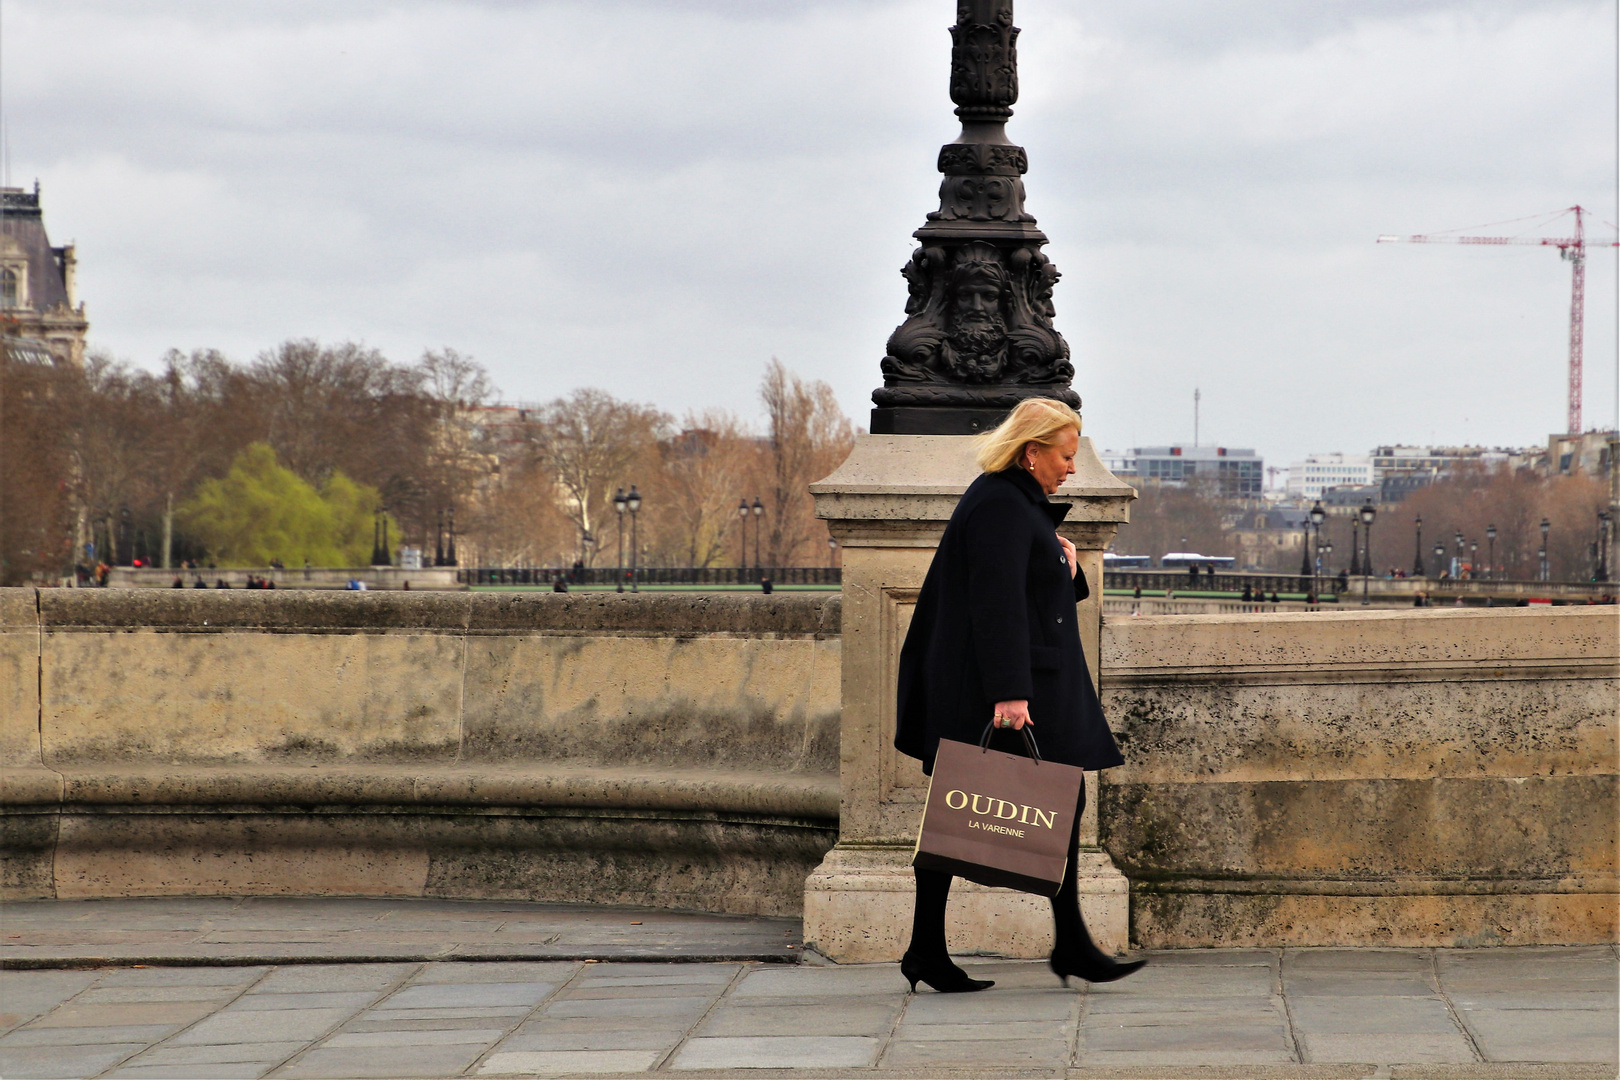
left=962, top=497, right=1035, bottom=704
left=1074, top=565, right=1090, bottom=602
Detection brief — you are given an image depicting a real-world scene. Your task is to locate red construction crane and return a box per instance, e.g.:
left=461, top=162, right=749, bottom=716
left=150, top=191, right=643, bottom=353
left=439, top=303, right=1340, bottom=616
left=1378, top=206, right=1619, bottom=435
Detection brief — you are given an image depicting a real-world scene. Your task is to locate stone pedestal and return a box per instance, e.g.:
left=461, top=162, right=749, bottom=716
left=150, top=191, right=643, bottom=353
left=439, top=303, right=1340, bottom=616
left=803, top=433, right=1135, bottom=962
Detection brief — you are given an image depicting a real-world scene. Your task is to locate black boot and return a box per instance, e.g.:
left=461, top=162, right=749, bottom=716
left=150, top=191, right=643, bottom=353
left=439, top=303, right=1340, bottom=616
left=1049, top=902, right=1147, bottom=986
left=1049, top=779, right=1146, bottom=986
left=902, top=867, right=994, bottom=993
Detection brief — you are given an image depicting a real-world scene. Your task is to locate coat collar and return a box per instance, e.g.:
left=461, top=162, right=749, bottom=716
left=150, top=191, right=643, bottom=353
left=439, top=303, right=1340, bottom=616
left=995, top=467, right=1071, bottom=527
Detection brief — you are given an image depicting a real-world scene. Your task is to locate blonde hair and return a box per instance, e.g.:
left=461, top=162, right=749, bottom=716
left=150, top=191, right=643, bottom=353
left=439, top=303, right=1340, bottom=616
left=973, top=398, right=1082, bottom=473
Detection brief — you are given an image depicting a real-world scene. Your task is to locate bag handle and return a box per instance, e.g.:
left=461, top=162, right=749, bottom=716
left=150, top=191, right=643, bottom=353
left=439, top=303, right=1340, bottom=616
left=979, top=720, right=1043, bottom=763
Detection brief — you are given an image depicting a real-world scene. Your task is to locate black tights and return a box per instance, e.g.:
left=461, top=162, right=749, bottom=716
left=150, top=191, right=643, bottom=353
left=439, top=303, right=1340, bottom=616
left=907, top=777, right=1096, bottom=960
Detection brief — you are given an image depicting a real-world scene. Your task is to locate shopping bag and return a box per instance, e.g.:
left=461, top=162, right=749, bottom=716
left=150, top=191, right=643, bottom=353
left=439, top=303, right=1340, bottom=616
left=912, top=722, right=1083, bottom=896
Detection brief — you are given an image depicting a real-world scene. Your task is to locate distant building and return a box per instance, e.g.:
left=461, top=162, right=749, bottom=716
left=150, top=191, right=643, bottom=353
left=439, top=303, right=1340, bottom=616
left=1102, top=445, right=1263, bottom=498
left=1230, top=507, right=1311, bottom=570
left=0, top=183, right=87, bottom=366
left=1545, top=431, right=1615, bottom=478
left=1285, top=453, right=1373, bottom=500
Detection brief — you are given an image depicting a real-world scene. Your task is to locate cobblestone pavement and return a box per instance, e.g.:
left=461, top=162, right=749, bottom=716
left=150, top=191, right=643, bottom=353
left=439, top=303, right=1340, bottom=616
left=0, top=901, right=1614, bottom=1078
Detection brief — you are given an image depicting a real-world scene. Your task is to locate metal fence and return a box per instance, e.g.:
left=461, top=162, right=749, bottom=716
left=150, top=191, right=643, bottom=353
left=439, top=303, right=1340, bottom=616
left=457, top=566, right=842, bottom=587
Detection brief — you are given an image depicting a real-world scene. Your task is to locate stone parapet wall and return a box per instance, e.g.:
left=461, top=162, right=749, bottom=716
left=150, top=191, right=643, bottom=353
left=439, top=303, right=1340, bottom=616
left=0, top=589, right=841, bottom=915
left=2, top=590, right=1611, bottom=946
left=1098, top=606, right=1619, bottom=948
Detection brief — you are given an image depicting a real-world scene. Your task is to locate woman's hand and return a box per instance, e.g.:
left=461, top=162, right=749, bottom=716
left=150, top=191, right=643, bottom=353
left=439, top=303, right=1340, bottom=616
left=993, top=700, right=1033, bottom=730
left=1057, top=535, right=1077, bottom=579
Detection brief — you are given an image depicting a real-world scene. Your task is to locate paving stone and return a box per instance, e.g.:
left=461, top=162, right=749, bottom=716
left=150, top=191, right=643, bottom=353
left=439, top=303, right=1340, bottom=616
left=323, top=1027, right=508, bottom=1047
left=901, top=987, right=1075, bottom=1023
left=881, top=1037, right=1069, bottom=1068
left=671, top=1035, right=880, bottom=1070
left=1085, top=994, right=1282, bottom=1016
left=1080, top=1047, right=1300, bottom=1066
left=77, top=985, right=247, bottom=1004
left=697, top=1000, right=900, bottom=1037
left=575, top=963, right=738, bottom=986
left=1287, top=948, right=1435, bottom=972
left=120, top=1040, right=309, bottom=1066
left=0, top=1042, right=148, bottom=1078
left=0, top=970, right=101, bottom=1025
left=345, top=1012, right=529, bottom=1031
left=171, top=1007, right=359, bottom=1045
left=356, top=1006, right=531, bottom=1022
left=1, top=1023, right=179, bottom=1045
left=1081, top=1019, right=1293, bottom=1056
left=893, top=1019, right=1071, bottom=1042
left=1452, top=990, right=1618, bottom=1011
left=477, top=1049, right=663, bottom=1075
left=31, top=1000, right=218, bottom=1029
left=1288, top=994, right=1461, bottom=1033
left=95, top=967, right=268, bottom=987
left=108, top=1063, right=273, bottom=1079
left=234, top=991, right=386, bottom=1011
left=1300, top=1032, right=1477, bottom=1063
left=384, top=982, right=556, bottom=1009
left=253, top=964, right=417, bottom=993
left=1458, top=1007, right=1620, bottom=1063
left=1139, top=948, right=1278, bottom=967
left=414, top=961, right=578, bottom=984
left=542, top=994, right=714, bottom=1019
left=494, top=1025, right=686, bottom=1052
left=275, top=1043, right=488, bottom=1078
left=731, top=965, right=902, bottom=998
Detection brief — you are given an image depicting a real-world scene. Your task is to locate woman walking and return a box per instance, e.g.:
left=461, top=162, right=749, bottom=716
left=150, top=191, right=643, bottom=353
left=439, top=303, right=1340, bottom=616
left=894, top=398, right=1146, bottom=994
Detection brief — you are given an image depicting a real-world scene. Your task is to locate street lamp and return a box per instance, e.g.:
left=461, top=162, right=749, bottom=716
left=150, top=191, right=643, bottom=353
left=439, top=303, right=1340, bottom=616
left=752, top=497, right=766, bottom=578
left=445, top=507, right=458, bottom=567
left=737, top=498, right=750, bottom=577
left=1539, top=518, right=1551, bottom=581
left=1486, top=524, right=1496, bottom=581
left=1413, top=515, right=1425, bottom=578
left=1598, top=512, right=1611, bottom=582
left=827, top=535, right=837, bottom=568
left=614, top=488, right=628, bottom=592
left=626, top=485, right=642, bottom=592
left=1453, top=530, right=1464, bottom=579
left=1308, top=501, right=1326, bottom=596
left=1469, top=540, right=1477, bottom=579
left=1349, top=519, right=1361, bottom=576
left=1320, top=541, right=1334, bottom=590
left=1359, top=501, right=1377, bottom=605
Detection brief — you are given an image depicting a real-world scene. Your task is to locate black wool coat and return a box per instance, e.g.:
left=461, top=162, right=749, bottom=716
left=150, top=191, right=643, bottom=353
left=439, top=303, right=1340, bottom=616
left=895, top=466, right=1126, bottom=775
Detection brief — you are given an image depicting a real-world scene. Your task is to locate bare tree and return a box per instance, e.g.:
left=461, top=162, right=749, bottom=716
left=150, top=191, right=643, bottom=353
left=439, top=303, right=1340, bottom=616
left=758, top=359, right=855, bottom=568
left=532, top=389, right=668, bottom=566
left=654, top=412, right=758, bottom=567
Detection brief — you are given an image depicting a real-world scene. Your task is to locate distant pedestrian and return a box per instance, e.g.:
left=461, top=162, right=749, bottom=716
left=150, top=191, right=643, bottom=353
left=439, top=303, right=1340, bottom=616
left=216, top=579, right=230, bottom=589
left=171, top=576, right=183, bottom=588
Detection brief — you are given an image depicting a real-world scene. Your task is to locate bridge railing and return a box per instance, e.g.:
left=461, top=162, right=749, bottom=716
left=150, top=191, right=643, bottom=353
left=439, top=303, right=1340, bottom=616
left=458, top=566, right=842, bottom=587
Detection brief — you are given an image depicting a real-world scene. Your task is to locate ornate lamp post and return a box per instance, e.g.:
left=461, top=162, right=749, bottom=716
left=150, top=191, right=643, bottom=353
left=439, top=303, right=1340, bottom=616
left=1359, top=500, right=1377, bottom=605
left=867, top=0, right=1077, bottom=434
left=752, top=497, right=766, bottom=577
left=737, top=498, right=750, bottom=577
left=828, top=535, right=838, bottom=568
left=1598, top=512, right=1611, bottom=582
left=1453, top=530, right=1464, bottom=579
left=1349, top=518, right=1361, bottom=576
left=1413, top=515, right=1425, bottom=577
left=1307, top=500, right=1326, bottom=595
left=614, top=488, right=628, bottom=592
left=445, top=507, right=457, bottom=567
left=626, top=486, right=642, bottom=592
left=1469, top=539, right=1478, bottom=579
left=1486, top=524, right=1496, bottom=581
left=1320, top=541, right=1334, bottom=586
left=1539, top=517, right=1551, bottom=581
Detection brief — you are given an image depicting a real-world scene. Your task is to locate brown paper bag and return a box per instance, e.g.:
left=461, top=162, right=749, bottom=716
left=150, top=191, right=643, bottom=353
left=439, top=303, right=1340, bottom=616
left=912, top=724, right=1083, bottom=896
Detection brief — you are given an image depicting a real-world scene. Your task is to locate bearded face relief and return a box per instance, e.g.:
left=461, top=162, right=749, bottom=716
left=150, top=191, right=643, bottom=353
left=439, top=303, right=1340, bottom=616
left=943, top=251, right=1010, bottom=382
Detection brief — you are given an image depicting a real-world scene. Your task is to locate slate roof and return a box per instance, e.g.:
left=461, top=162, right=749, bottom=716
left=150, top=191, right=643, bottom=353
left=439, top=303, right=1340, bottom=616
left=0, top=184, right=72, bottom=312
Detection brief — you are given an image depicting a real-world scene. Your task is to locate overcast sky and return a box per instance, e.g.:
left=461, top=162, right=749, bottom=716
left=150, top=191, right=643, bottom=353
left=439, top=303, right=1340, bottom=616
left=5, top=0, right=1616, bottom=474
